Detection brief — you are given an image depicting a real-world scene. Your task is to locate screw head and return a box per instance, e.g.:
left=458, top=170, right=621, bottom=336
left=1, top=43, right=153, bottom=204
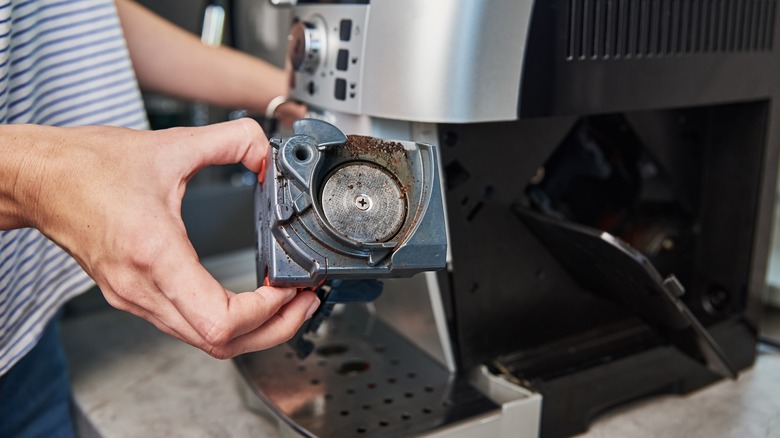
left=355, top=195, right=372, bottom=211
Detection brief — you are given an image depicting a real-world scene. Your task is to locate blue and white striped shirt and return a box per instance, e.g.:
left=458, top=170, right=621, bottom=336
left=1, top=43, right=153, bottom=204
left=0, top=0, right=147, bottom=376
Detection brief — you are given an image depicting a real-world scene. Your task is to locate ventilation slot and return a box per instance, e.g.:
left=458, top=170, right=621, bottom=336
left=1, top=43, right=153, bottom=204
left=567, top=0, right=777, bottom=60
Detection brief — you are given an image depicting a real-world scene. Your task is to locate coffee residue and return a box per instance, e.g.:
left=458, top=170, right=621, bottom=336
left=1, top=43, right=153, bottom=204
left=344, top=135, right=406, bottom=155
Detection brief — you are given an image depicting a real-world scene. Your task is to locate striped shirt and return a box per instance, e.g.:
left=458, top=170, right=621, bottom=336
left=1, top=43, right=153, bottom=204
left=0, top=0, right=147, bottom=376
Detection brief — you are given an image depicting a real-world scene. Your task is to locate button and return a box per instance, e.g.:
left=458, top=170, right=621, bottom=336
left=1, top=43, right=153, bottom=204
left=339, top=19, right=352, bottom=41
left=336, top=49, right=349, bottom=71
left=334, top=78, right=347, bottom=100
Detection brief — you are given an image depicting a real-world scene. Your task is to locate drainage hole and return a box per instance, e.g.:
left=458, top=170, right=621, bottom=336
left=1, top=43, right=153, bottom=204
left=379, top=420, right=389, bottom=427
left=367, top=383, right=377, bottom=389
left=424, top=385, right=434, bottom=392
left=404, top=391, right=414, bottom=398
left=316, top=343, right=349, bottom=357
left=374, top=344, right=387, bottom=353
left=384, top=398, right=393, bottom=404
left=362, top=404, right=371, bottom=410
left=356, top=427, right=367, bottom=434
left=407, top=372, right=416, bottom=379
left=401, top=413, right=411, bottom=421
left=340, top=410, right=349, bottom=416
left=310, top=379, right=320, bottom=385
left=346, top=388, right=355, bottom=395
left=387, top=377, right=397, bottom=384
left=423, top=407, right=432, bottom=414
left=336, top=359, right=370, bottom=376
left=324, top=394, right=334, bottom=400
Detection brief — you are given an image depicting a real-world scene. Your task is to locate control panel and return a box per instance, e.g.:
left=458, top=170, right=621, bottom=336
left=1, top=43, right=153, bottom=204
left=287, top=5, right=369, bottom=115
left=282, top=1, right=531, bottom=123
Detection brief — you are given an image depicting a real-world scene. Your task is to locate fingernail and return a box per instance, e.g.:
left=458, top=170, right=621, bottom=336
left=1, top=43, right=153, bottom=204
left=305, top=297, right=321, bottom=320
left=257, top=159, right=267, bottom=186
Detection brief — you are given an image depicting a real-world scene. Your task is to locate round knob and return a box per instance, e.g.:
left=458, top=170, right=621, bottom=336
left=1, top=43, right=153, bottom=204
left=288, top=20, right=325, bottom=73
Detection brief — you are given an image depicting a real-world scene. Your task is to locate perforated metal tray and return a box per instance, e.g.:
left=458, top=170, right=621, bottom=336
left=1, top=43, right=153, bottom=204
left=235, top=306, right=498, bottom=437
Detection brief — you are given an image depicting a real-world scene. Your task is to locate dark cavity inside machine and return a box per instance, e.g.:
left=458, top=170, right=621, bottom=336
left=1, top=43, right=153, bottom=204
left=443, top=102, right=768, bottom=436
left=236, top=1, right=780, bottom=437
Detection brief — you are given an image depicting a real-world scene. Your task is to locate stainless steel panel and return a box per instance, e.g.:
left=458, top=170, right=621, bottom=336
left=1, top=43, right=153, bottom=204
left=288, top=1, right=535, bottom=123
left=235, top=305, right=498, bottom=437
left=361, top=0, right=533, bottom=123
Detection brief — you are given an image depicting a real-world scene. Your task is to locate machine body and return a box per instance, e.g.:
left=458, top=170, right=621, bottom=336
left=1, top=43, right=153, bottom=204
left=236, top=1, right=780, bottom=437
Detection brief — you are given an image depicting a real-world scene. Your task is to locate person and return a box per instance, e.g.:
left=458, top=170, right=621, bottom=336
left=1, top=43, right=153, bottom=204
left=0, top=0, right=318, bottom=436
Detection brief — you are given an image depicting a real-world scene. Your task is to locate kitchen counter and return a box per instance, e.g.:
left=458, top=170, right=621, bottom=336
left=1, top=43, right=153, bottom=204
left=62, top=249, right=780, bottom=438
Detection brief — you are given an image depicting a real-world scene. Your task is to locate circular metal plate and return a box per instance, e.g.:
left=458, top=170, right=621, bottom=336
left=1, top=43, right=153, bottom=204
left=321, top=163, right=406, bottom=243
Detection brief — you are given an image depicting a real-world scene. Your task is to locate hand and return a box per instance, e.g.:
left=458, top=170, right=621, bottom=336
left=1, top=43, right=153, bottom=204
left=14, top=119, right=319, bottom=359
left=273, top=100, right=308, bottom=127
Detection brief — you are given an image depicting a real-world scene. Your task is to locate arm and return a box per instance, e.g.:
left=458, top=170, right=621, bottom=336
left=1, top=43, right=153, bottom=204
left=0, top=120, right=318, bottom=358
left=115, top=0, right=304, bottom=122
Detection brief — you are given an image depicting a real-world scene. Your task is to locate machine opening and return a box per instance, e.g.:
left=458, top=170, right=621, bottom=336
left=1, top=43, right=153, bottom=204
left=525, top=113, right=696, bottom=288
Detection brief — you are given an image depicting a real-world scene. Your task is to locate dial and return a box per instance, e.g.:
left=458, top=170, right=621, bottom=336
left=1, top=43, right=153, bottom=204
left=288, top=19, right=326, bottom=73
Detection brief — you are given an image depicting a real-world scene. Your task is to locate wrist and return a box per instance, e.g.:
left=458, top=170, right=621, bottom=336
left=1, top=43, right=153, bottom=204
left=265, top=95, right=288, bottom=120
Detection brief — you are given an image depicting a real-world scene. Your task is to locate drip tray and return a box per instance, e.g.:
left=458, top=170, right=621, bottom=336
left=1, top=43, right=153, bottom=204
left=235, top=305, right=499, bottom=437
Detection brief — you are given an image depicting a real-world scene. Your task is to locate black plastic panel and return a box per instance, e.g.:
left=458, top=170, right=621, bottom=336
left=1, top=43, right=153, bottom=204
left=438, top=101, right=770, bottom=436
left=518, top=0, right=780, bottom=117
left=565, top=0, right=776, bottom=60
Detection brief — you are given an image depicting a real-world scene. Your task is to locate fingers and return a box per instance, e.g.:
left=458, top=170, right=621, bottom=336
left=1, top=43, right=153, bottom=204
left=103, top=250, right=319, bottom=359
left=163, top=285, right=318, bottom=359
left=102, top=287, right=199, bottom=344
left=222, top=290, right=319, bottom=356
left=223, top=287, right=299, bottom=338
left=148, top=234, right=318, bottom=356
left=164, top=118, right=269, bottom=175
left=275, top=101, right=308, bottom=127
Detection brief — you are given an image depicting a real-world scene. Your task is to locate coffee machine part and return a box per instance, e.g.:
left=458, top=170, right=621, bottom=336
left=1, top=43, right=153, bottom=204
left=255, top=118, right=447, bottom=288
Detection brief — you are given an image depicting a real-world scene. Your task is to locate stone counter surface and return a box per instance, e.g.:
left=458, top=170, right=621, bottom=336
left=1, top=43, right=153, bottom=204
left=61, top=250, right=780, bottom=438
left=64, top=310, right=278, bottom=438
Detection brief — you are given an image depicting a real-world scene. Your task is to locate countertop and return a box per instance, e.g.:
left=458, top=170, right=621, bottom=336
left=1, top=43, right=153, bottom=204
left=61, top=250, right=780, bottom=438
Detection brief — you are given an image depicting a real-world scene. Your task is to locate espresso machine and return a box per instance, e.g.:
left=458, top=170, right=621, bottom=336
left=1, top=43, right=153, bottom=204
left=235, top=1, right=780, bottom=437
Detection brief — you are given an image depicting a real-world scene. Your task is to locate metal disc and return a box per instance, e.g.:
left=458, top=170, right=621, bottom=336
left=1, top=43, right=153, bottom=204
left=321, top=163, right=406, bottom=243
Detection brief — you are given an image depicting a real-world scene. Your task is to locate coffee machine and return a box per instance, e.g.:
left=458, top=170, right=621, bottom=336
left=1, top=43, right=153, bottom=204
left=236, top=1, right=780, bottom=437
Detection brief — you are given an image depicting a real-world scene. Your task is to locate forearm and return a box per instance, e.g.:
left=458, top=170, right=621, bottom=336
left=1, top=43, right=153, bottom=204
left=115, top=0, right=288, bottom=114
left=0, top=125, right=57, bottom=230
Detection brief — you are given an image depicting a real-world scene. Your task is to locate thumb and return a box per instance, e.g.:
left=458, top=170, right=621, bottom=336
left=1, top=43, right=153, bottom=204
left=168, top=118, right=270, bottom=175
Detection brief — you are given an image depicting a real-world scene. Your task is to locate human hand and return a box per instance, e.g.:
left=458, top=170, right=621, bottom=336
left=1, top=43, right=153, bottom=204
left=273, top=100, right=308, bottom=127
left=13, top=119, right=319, bottom=359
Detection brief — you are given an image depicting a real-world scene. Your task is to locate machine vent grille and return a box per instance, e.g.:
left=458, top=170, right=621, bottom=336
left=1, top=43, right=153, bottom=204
left=567, top=0, right=777, bottom=60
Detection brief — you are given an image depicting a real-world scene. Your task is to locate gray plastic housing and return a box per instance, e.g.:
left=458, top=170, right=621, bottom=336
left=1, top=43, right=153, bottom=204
left=255, top=119, right=447, bottom=287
